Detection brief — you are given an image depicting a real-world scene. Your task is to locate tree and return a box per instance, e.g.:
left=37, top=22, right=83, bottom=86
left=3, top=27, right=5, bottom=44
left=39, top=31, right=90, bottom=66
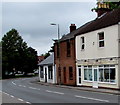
left=2, top=29, right=38, bottom=78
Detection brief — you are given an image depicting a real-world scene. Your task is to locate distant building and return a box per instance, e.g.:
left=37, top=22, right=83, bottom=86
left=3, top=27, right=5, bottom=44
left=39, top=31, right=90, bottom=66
left=38, top=56, right=45, bottom=63
left=38, top=53, right=56, bottom=84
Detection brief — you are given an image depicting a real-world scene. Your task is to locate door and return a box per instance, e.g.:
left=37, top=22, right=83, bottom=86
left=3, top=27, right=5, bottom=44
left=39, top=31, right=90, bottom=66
left=93, top=67, right=98, bottom=88
left=45, top=67, right=47, bottom=83
left=63, top=67, right=66, bottom=83
left=78, top=67, right=81, bottom=85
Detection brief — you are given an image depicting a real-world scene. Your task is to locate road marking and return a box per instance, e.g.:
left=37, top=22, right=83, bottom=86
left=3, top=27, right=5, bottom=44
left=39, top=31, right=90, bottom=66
left=3, top=92, right=9, bottom=95
left=12, top=82, right=16, bottom=85
left=46, top=90, right=64, bottom=95
left=75, top=95, right=109, bottom=102
left=19, top=85, right=26, bottom=88
left=26, top=101, right=31, bottom=104
left=10, top=95, right=14, bottom=98
left=29, top=87, right=37, bottom=90
left=18, top=98, right=24, bottom=101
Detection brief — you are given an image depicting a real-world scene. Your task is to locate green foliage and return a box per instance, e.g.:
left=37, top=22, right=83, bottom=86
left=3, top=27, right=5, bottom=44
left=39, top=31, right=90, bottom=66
left=91, top=2, right=120, bottom=12
left=2, top=29, right=38, bottom=78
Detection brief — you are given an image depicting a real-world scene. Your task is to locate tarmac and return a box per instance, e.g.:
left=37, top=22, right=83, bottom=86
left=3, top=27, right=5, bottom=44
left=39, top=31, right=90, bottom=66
left=32, top=78, right=120, bottom=96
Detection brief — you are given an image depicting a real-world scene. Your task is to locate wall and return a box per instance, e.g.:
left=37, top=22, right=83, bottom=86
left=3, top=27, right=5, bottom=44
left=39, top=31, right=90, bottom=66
left=118, top=22, right=120, bottom=89
left=76, top=24, right=119, bottom=89
left=39, top=65, right=55, bottom=84
left=54, top=39, right=76, bottom=85
left=76, top=25, right=119, bottom=60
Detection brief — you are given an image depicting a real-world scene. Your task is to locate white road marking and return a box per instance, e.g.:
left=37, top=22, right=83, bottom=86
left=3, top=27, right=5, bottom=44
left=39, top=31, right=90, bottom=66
left=26, top=101, right=31, bottom=104
left=29, top=87, right=37, bottom=90
left=75, top=95, right=109, bottom=102
left=3, top=92, right=10, bottom=96
left=46, top=90, right=64, bottom=95
left=12, top=82, right=16, bottom=85
left=18, top=98, right=24, bottom=101
left=10, top=95, right=14, bottom=98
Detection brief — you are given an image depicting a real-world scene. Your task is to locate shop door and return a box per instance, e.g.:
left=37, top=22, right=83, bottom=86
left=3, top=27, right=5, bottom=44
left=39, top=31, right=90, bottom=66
left=93, top=67, right=98, bottom=88
left=78, top=67, right=81, bottom=85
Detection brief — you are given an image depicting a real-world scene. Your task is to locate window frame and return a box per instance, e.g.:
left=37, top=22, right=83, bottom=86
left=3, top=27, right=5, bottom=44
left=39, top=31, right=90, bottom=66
left=98, top=32, right=105, bottom=48
left=80, top=36, right=85, bottom=50
left=69, top=66, right=73, bottom=80
left=66, top=40, right=71, bottom=57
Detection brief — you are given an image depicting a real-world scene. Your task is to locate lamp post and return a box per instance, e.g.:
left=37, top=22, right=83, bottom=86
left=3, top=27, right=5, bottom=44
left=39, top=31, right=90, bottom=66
left=50, top=23, right=61, bottom=85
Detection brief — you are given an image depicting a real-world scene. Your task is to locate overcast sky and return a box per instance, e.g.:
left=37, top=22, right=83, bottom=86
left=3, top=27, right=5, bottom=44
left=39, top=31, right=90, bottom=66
left=2, top=1, right=97, bottom=55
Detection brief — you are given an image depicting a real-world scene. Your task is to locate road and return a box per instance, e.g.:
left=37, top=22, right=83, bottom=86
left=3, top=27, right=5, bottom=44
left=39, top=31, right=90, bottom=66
left=1, top=77, right=120, bottom=104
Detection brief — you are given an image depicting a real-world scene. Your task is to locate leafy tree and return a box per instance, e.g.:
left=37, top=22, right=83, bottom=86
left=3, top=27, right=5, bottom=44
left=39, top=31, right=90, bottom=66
left=2, top=29, right=38, bottom=78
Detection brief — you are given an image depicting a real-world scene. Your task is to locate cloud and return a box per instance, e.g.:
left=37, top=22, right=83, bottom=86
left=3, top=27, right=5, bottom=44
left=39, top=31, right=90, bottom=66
left=2, top=2, right=97, bottom=55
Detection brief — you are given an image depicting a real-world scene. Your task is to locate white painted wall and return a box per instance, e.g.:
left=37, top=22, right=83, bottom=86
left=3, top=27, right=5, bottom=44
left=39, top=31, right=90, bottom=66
left=39, top=65, right=56, bottom=84
left=76, top=25, right=119, bottom=60
left=76, top=24, right=120, bottom=89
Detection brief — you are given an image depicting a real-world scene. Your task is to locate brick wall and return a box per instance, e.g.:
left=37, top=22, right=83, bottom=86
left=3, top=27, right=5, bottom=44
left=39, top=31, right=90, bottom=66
left=54, top=38, right=76, bottom=86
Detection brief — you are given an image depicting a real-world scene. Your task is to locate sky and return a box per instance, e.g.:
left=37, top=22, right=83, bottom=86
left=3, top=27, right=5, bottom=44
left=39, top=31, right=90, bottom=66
left=2, top=1, right=97, bottom=55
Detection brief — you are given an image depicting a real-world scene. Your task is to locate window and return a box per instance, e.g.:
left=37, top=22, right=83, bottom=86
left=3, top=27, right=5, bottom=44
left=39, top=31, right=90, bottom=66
left=48, top=66, right=53, bottom=79
left=40, top=66, right=44, bottom=78
left=98, top=32, right=104, bottom=47
left=57, top=43, right=59, bottom=58
left=81, top=37, right=85, bottom=50
left=99, top=65, right=115, bottom=83
left=69, top=67, right=73, bottom=80
left=84, top=66, right=92, bottom=81
left=67, top=40, right=71, bottom=57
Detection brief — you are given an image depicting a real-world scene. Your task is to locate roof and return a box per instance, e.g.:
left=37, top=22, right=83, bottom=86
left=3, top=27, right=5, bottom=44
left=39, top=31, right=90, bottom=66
left=38, top=53, right=54, bottom=66
left=60, top=8, right=120, bottom=42
left=76, top=8, right=120, bottom=36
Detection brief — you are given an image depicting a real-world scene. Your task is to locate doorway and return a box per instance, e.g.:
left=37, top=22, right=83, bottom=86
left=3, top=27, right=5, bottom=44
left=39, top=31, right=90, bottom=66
left=45, top=67, right=47, bottom=83
left=78, top=67, right=81, bottom=85
left=93, top=67, right=98, bottom=88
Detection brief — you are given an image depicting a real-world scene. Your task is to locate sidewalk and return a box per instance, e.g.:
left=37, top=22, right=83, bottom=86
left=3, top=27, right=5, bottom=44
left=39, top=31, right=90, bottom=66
left=32, top=79, right=120, bottom=95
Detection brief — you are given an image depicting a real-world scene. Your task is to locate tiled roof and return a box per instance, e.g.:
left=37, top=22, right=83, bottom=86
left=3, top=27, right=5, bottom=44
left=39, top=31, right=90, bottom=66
left=60, top=8, right=120, bottom=42
left=38, top=53, right=54, bottom=66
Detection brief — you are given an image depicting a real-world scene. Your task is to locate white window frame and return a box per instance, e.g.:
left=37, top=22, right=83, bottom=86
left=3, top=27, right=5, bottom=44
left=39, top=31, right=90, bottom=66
left=98, top=32, right=104, bottom=48
left=81, top=36, right=85, bottom=50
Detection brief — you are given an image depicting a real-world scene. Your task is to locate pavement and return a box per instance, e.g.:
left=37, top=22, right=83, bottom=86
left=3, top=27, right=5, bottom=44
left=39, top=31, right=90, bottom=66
left=32, top=78, right=120, bottom=95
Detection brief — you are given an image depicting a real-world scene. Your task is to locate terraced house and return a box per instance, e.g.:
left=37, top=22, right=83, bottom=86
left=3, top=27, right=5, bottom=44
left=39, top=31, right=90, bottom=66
left=76, top=6, right=120, bottom=88
left=54, top=24, right=77, bottom=86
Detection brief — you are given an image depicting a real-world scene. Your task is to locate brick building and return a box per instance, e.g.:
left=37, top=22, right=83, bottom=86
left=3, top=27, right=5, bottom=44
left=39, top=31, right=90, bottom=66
left=54, top=24, right=78, bottom=86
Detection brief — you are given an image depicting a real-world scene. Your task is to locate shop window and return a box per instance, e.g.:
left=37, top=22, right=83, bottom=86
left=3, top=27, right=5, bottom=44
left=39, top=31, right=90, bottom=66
left=99, top=65, right=115, bottom=83
left=48, top=66, right=53, bottom=79
left=84, top=66, right=92, bottom=81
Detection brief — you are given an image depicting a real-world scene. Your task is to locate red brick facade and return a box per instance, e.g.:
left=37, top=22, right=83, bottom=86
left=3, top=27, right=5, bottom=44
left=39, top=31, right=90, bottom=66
left=54, top=39, right=76, bottom=86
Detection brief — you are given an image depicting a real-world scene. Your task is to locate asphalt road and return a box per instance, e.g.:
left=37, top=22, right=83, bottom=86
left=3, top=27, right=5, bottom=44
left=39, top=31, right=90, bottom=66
left=2, top=77, right=120, bottom=104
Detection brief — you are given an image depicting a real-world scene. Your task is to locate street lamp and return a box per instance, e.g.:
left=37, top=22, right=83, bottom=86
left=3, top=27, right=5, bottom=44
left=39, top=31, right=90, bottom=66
left=50, top=23, right=61, bottom=85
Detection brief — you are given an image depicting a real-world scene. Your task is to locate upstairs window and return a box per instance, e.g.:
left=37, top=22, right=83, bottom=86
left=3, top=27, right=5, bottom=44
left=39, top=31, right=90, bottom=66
left=57, top=43, right=59, bottom=58
left=98, top=32, right=104, bottom=47
left=67, top=40, right=71, bottom=57
left=81, top=37, right=85, bottom=50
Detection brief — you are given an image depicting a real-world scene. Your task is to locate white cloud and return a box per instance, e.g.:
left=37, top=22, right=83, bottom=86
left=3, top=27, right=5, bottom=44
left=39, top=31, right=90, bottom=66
left=2, top=0, right=96, bottom=2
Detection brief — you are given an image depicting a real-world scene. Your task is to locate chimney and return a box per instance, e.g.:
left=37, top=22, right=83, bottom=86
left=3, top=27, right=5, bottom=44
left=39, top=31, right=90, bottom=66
left=96, top=2, right=111, bottom=17
left=70, top=24, right=76, bottom=33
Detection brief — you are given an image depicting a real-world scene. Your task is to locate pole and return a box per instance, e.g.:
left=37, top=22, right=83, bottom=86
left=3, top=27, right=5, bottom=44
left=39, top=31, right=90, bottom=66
left=57, top=24, right=61, bottom=85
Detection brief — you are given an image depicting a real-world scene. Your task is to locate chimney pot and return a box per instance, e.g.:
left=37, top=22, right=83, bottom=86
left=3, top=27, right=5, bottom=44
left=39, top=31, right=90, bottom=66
left=70, top=24, right=76, bottom=33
